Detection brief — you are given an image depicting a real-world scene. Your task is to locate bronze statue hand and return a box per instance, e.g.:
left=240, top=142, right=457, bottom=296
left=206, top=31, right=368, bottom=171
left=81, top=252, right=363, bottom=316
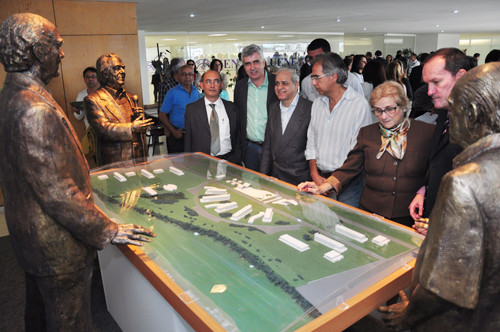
left=378, top=290, right=410, bottom=331
left=111, top=223, right=156, bottom=246
left=132, top=118, right=154, bottom=133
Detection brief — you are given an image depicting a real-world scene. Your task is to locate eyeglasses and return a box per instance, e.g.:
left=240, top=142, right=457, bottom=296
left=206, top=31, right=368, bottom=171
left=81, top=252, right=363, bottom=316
left=311, top=74, right=327, bottom=81
left=181, top=72, right=195, bottom=77
left=204, top=79, right=220, bottom=85
left=372, top=105, right=399, bottom=116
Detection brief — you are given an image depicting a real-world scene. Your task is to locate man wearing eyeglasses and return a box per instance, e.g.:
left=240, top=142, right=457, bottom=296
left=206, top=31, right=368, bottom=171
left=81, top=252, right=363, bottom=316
left=159, top=64, right=201, bottom=153
left=185, top=70, right=242, bottom=164
left=304, top=52, right=372, bottom=208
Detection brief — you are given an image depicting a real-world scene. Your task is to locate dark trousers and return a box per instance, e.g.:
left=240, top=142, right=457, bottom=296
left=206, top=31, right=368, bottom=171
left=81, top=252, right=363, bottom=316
left=24, top=264, right=93, bottom=332
left=243, top=140, right=263, bottom=172
left=166, top=132, right=185, bottom=154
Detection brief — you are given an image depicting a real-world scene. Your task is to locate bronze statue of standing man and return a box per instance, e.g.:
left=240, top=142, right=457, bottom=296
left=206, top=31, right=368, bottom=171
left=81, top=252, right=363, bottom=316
left=0, top=13, right=155, bottom=331
left=379, top=62, right=500, bottom=331
left=85, top=53, right=153, bottom=166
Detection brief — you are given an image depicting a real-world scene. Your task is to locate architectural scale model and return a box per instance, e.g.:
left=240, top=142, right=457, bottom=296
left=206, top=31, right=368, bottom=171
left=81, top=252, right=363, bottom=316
left=91, top=153, right=423, bottom=332
left=153, top=168, right=164, bottom=174
left=113, top=172, right=127, bottom=182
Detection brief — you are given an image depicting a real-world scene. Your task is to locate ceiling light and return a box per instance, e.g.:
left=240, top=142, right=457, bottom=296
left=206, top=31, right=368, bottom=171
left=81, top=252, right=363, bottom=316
left=208, top=34, right=227, bottom=37
left=162, top=38, right=176, bottom=41
left=453, top=10, right=459, bottom=14
left=440, top=30, right=445, bottom=33
left=277, top=35, right=294, bottom=38
left=363, top=27, right=367, bottom=31
left=225, top=38, right=238, bottom=41
left=436, top=24, right=440, bottom=28
left=336, top=18, right=341, bottom=23
left=261, top=25, right=265, bottom=29
left=189, top=13, right=195, bottom=18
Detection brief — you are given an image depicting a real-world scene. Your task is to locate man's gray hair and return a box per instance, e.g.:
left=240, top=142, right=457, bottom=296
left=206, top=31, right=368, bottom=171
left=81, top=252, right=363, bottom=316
left=169, top=57, right=185, bottom=74
left=311, top=52, right=348, bottom=84
left=0, top=13, right=54, bottom=72
left=242, top=44, right=264, bottom=61
left=276, top=68, right=299, bottom=85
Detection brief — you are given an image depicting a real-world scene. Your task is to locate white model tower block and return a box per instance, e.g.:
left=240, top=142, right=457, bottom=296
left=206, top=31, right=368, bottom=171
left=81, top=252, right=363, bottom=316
left=335, top=224, right=368, bottom=243
left=140, top=169, right=155, bottom=179
left=125, top=171, right=136, bottom=177
left=248, top=212, right=265, bottom=224
left=153, top=168, right=164, bottom=174
left=215, top=174, right=226, bottom=180
left=279, top=234, right=310, bottom=252
left=113, top=172, right=127, bottom=182
left=204, top=188, right=227, bottom=195
left=163, top=184, right=177, bottom=192
left=143, top=187, right=157, bottom=196
left=314, top=233, right=347, bottom=253
left=200, top=194, right=231, bottom=203
left=169, top=166, right=184, bottom=176
left=263, top=208, right=274, bottom=223
left=323, top=250, right=344, bottom=263
left=97, top=174, right=108, bottom=180
left=204, top=203, right=222, bottom=209
left=230, top=205, right=253, bottom=221
left=214, top=202, right=238, bottom=213
left=372, top=235, right=390, bottom=246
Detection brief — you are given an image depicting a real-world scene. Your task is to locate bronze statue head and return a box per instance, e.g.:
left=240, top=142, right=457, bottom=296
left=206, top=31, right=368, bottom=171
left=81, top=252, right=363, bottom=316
left=449, top=62, right=500, bottom=148
left=0, top=13, right=63, bottom=84
left=96, top=53, right=126, bottom=89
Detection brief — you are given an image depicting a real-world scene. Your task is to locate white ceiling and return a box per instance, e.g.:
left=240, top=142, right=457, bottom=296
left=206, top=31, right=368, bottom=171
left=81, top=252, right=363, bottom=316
left=101, top=0, right=499, bottom=36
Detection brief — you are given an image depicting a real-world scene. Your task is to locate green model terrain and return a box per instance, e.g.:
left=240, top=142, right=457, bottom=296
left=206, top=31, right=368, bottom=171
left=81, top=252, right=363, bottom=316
left=91, top=154, right=422, bottom=331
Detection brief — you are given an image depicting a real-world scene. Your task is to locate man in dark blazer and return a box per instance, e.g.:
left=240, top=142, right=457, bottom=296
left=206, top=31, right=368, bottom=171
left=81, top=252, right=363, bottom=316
left=260, top=68, right=312, bottom=185
left=409, top=48, right=468, bottom=220
left=234, top=44, right=278, bottom=171
left=85, top=53, right=153, bottom=166
left=0, top=13, right=154, bottom=331
left=185, top=70, right=242, bottom=164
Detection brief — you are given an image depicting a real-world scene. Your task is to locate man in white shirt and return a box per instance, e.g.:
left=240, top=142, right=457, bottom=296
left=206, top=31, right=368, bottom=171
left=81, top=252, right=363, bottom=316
left=301, top=39, right=363, bottom=102
left=72, top=67, right=98, bottom=128
left=305, top=52, right=373, bottom=207
left=260, top=68, right=312, bottom=185
left=185, top=70, right=242, bottom=164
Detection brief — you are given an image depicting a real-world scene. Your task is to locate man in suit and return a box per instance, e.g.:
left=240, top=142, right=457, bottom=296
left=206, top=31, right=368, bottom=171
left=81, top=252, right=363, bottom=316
left=234, top=44, right=278, bottom=171
left=85, top=53, right=153, bottom=166
left=185, top=70, right=242, bottom=164
left=0, top=13, right=154, bottom=331
left=409, top=48, right=468, bottom=220
left=260, top=68, right=312, bottom=185
left=373, top=50, right=388, bottom=68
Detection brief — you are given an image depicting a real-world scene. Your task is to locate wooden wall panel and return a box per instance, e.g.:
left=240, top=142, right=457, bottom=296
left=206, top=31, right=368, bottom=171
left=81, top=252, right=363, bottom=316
left=53, top=0, right=137, bottom=35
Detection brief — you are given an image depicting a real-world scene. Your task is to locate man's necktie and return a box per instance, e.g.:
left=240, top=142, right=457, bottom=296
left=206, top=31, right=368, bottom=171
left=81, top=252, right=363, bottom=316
left=209, top=104, right=220, bottom=156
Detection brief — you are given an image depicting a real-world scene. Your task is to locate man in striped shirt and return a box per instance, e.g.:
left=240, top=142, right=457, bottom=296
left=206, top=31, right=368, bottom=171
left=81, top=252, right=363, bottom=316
left=304, top=52, right=372, bottom=208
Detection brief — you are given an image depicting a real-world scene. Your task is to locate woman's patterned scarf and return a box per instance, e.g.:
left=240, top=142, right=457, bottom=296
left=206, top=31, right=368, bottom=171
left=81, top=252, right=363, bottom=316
left=377, top=118, right=411, bottom=160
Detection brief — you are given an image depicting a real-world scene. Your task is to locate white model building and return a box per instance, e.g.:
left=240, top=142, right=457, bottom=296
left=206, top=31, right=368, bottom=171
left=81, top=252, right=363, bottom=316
left=200, top=194, right=231, bottom=203
left=169, top=166, right=184, bottom=176
left=113, top=172, right=127, bottom=182
left=140, top=169, right=155, bottom=179
left=372, top=235, right=390, bottom=246
left=204, top=203, right=222, bottom=209
left=153, top=168, right=164, bottom=174
left=214, top=202, right=238, bottom=213
left=248, top=212, right=264, bottom=224
left=204, top=187, right=227, bottom=195
left=143, top=187, right=157, bottom=196
left=230, top=205, right=253, bottom=221
left=215, top=174, right=225, bottom=180
left=125, top=171, right=136, bottom=177
left=263, top=208, right=273, bottom=222
left=314, top=233, right=347, bottom=253
left=97, top=174, right=108, bottom=180
left=335, top=224, right=368, bottom=243
left=323, top=250, right=344, bottom=263
left=279, top=234, right=310, bottom=252
left=163, top=184, right=177, bottom=192
left=272, top=198, right=298, bottom=206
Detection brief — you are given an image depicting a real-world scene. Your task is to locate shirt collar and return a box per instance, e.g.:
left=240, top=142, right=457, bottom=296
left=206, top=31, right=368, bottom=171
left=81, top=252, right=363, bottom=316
left=248, top=71, right=268, bottom=88
left=104, top=85, right=127, bottom=99
left=204, top=96, right=222, bottom=107
left=280, top=92, right=299, bottom=111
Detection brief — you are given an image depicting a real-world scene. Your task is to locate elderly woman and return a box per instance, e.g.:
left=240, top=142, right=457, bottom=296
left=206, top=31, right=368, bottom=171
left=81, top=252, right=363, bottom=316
left=298, top=81, right=434, bottom=226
